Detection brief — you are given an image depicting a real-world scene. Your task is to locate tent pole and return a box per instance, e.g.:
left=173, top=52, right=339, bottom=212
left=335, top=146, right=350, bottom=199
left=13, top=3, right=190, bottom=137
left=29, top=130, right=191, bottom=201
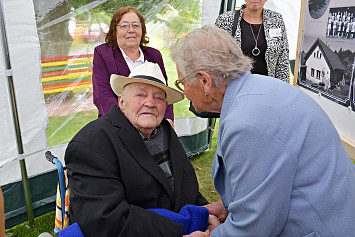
left=0, top=0, right=34, bottom=228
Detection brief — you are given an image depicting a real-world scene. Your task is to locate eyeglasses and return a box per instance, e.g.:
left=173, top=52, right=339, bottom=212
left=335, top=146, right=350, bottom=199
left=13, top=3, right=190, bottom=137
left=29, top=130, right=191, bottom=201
left=117, top=22, right=142, bottom=30
left=174, top=77, right=188, bottom=92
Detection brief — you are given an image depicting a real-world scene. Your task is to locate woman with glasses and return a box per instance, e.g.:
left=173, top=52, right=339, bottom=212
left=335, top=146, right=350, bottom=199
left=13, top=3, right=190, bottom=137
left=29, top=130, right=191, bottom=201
left=92, top=7, right=174, bottom=123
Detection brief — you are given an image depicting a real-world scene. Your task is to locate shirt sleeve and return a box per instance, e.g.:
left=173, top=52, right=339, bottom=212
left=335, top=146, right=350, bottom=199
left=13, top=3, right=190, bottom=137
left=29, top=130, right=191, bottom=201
left=275, top=15, right=290, bottom=83
left=215, top=12, right=234, bottom=35
left=211, top=123, right=296, bottom=236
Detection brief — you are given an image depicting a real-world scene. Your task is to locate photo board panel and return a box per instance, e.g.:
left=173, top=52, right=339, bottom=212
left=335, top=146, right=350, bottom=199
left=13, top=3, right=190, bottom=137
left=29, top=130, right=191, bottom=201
left=294, top=0, right=355, bottom=152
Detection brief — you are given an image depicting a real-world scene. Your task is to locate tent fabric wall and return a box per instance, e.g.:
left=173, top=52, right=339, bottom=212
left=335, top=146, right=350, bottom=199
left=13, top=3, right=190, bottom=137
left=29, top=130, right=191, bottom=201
left=201, top=0, right=221, bottom=26
left=0, top=0, right=48, bottom=181
left=2, top=144, right=67, bottom=228
left=0, top=0, right=66, bottom=228
left=0, top=0, right=47, bottom=168
left=1, top=0, right=213, bottom=228
left=175, top=117, right=210, bottom=157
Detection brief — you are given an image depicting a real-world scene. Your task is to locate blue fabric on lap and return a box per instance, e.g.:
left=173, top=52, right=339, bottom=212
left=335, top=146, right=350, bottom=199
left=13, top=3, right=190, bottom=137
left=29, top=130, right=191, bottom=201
left=59, top=222, right=84, bottom=237
left=148, top=204, right=209, bottom=235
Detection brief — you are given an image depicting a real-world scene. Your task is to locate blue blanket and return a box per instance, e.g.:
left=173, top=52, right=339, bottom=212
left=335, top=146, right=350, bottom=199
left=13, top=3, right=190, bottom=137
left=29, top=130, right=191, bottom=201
left=58, top=205, right=209, bottom=236
left=58, top=222, right=84, bottom=237
left=148, top=204, right=209, bottom=235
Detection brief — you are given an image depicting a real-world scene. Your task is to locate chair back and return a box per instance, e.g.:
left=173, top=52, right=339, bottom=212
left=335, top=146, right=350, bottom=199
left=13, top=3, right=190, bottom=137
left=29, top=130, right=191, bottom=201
left=45, top=151, right=71, bottom=234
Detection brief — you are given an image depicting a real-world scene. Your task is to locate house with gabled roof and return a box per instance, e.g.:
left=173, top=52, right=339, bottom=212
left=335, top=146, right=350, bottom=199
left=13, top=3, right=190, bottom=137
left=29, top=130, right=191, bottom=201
left=304, top=38, right=345, bottom=89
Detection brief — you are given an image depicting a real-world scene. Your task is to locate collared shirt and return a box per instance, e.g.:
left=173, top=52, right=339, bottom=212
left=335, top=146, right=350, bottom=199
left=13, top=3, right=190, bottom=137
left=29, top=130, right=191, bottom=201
left=139, top=128, right=158, bottom=140
left=119, top=46, right=145, bottom=72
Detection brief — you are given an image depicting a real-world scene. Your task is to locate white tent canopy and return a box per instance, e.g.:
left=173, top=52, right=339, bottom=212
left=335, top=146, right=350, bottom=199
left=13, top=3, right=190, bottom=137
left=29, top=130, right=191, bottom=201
left=0, top=0, right=48, bottom=185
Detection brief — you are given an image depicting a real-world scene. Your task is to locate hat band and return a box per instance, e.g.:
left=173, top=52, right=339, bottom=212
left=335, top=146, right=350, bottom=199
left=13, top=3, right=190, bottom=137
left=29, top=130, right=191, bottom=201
left=132, top=75, right=165, bottom=85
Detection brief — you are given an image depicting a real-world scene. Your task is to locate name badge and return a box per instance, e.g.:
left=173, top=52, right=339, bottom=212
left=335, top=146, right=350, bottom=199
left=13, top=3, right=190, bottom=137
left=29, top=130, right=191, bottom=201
left=269, top=28, right=282, bottom=37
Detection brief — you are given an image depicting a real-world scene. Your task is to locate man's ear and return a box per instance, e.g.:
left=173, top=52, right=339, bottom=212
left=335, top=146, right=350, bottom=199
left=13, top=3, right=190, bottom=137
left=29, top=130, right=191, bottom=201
left=196, top=70, right=213, bottom=93
left=118, top=95, right=124, bottom=111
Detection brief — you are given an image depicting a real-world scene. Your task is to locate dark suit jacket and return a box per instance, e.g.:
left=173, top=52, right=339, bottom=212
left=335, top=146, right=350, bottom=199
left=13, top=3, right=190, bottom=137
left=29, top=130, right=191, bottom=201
left=92, top=43, right=174, bottom=120
left=65, top=106, right=207, bottom=237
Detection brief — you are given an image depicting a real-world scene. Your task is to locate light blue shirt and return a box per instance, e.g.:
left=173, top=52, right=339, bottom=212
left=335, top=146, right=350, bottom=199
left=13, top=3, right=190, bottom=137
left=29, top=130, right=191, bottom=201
left=212, top=72, right=355, bottom=236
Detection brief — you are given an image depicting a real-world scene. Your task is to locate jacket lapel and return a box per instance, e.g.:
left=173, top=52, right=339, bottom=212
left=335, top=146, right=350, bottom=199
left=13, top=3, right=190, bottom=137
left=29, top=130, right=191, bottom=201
left=169, top=127, right=184, bottom=211
left=142, top=47, right=152, bottom=62
left=112, top=47, right=131, bottom=77
left=108, top=107, right=175, bottom=203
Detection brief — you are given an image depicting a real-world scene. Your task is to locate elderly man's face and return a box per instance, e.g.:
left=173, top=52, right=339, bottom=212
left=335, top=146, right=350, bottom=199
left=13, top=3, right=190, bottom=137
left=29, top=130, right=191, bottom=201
left=118, top=82, right=167, bottom=137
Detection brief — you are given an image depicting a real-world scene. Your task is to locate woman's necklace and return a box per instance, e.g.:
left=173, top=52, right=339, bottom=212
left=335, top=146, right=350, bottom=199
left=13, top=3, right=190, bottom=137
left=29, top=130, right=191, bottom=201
left=249, top=23, right=262, bottom=57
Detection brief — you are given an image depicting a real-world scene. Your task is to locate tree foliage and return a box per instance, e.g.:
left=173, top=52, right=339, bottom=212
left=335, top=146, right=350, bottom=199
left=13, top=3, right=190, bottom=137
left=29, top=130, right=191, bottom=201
left=34, top=0, right=201, bottom=58
left=337, top=49, right=355, bottom=83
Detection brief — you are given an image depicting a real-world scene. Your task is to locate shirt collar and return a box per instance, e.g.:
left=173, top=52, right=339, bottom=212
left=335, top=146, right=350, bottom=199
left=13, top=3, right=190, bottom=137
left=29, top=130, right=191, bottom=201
left=139, top=127, right=158, bottom=140
left=119, top=46, right=145, bottom=63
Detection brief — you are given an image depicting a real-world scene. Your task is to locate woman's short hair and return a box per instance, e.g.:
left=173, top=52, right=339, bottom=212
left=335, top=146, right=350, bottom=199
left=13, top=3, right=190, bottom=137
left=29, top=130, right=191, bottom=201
left=171, top=25, right=253, bottom=87
left=105, top=7, right=149, bottom=48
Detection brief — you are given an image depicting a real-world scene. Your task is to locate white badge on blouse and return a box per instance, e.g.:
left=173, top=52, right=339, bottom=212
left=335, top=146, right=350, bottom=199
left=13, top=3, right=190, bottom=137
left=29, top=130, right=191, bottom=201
left=269, top=28, right=282, bottom=37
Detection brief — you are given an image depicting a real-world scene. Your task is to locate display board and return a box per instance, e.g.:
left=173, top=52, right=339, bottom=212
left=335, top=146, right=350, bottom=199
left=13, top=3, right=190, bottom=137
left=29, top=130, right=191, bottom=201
left=294, top=0, right=355, bottom=153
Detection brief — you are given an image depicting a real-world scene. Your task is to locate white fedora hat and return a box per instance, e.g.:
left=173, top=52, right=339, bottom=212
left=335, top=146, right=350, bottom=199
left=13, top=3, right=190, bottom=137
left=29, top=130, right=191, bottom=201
left=110, top=62, right=184, bottom=104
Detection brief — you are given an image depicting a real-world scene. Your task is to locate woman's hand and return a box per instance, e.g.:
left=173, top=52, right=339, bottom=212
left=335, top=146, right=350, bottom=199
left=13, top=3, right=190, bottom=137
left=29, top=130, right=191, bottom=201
left=207, top=214, right=221, bottom=232
left=183, top=229, right=210, bottom=237
left=203, top=199, right=227, bottom=222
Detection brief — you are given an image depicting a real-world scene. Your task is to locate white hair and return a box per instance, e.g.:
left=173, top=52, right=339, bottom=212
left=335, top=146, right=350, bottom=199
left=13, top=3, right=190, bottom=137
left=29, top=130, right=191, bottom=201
left=171, top=25, right=252, bottom=87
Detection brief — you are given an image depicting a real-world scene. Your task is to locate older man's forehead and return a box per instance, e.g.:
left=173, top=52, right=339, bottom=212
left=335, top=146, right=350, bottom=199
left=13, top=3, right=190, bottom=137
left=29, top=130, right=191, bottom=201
left=126, top=82, right=166, bottom=94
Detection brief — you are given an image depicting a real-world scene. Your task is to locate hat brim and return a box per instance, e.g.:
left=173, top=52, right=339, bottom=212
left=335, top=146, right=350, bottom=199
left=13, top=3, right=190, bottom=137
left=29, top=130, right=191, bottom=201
left=110, top=74, right=184, bottom=104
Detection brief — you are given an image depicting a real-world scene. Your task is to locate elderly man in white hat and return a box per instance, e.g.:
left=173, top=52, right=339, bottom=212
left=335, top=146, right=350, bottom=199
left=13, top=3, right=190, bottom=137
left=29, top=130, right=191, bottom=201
left=64, top=62, right=208, bottom=237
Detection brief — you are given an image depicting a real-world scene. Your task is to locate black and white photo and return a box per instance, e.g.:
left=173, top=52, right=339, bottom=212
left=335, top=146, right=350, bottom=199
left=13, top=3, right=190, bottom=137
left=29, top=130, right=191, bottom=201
left=298, top=0, right=355, bottom=111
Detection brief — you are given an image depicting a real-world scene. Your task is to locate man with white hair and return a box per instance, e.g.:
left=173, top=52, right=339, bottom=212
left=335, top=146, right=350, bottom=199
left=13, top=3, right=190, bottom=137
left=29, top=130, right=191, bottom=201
left=65, top=62, right=208, bottom=237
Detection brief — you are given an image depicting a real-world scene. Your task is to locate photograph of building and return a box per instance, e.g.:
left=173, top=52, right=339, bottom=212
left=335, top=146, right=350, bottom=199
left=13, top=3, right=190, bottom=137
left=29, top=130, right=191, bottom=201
left=298, top=1, right=355, bottom=110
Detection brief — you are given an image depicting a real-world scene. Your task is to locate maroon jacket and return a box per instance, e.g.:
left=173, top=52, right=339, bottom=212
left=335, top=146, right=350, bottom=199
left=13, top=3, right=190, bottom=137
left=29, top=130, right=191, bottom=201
left=92, top=43, right=174, bottom=120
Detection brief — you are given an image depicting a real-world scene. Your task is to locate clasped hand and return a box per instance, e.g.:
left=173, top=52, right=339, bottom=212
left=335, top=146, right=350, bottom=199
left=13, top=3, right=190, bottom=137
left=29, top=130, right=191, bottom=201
left=184, top=199, right=227, bottom=237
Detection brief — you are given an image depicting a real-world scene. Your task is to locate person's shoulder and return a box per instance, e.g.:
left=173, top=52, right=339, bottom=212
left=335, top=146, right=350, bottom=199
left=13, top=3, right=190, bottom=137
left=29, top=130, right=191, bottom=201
left=216, top=10, right=236, bottom=23
left=94, top=43, right=112, bottom=53
left=218, top=10, right=236, bottom=18
left=142, top=46, right=163, bottom=60
left=215, top=10, right=237, bottom=30
left=142, top=46, right=161, bottom=54
left=264, top=8, right=283, bottom=19
left=70, top=114, right=113, bottom=143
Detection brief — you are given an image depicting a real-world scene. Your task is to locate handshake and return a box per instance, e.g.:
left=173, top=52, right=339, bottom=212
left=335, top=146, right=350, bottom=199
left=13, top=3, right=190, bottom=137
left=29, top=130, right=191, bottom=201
left=150, top=200, right=227, bottom=237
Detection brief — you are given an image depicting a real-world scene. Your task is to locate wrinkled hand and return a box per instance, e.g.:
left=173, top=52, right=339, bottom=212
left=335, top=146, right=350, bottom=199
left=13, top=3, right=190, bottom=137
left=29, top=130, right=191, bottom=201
left=183, top=229, right=210, bottom=237
left=207, top=214, right=221, bottom=232
left=203, top=199, right=227, bottom=222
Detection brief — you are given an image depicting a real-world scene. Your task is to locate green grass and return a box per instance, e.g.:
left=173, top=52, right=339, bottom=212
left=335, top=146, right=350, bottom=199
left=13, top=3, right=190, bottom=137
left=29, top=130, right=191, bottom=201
left=5, top=212, right=56, bottom=237
left=47, top=110, right=98, bottom=146
left=190, top=120, right=220, bottom=203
